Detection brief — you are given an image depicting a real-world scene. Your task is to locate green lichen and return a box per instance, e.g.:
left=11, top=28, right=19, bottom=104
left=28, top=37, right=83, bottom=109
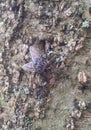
left=82, top=20, right=89, bottom=28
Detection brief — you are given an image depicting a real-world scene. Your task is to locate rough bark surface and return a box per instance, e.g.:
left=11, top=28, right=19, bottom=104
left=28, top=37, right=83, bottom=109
left=0, top=0, right=91, bottom=130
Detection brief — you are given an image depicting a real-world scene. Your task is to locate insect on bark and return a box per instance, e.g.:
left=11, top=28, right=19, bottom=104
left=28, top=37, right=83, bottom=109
left=22, top=45, right=47, bottom=73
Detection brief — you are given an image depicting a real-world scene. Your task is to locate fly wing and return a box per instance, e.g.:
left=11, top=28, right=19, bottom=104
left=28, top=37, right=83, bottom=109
left=29, top=46, right=42, bottom=63
left=22, top=62, right=35, bottom=72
